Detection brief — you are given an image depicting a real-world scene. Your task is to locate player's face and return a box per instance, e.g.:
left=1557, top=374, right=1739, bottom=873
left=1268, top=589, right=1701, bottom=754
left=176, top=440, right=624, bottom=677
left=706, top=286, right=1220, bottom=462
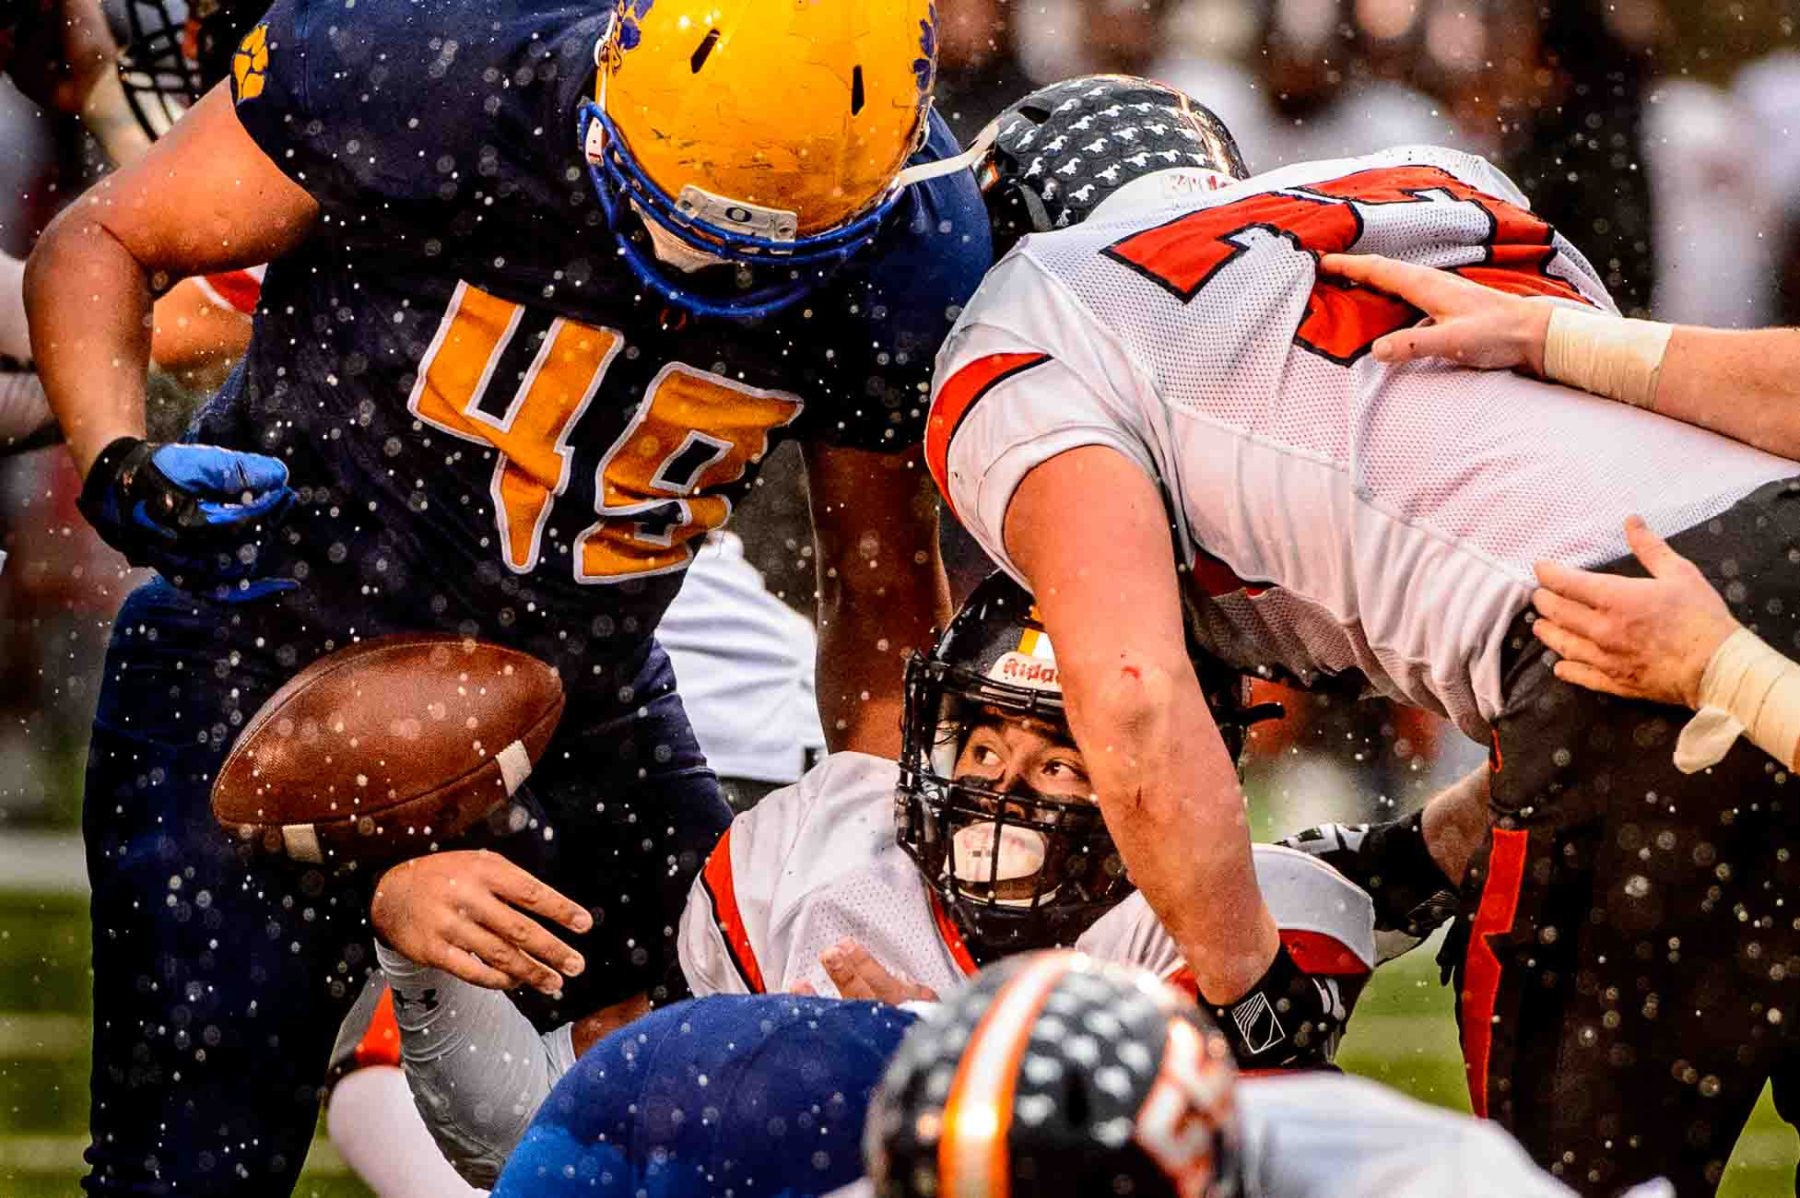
left=953, top=714, right=1092, bottom=801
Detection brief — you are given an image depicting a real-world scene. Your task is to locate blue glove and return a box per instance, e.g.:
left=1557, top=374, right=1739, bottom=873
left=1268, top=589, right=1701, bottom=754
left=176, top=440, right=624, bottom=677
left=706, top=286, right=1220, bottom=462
left=77, top=436, right=297, bottom=602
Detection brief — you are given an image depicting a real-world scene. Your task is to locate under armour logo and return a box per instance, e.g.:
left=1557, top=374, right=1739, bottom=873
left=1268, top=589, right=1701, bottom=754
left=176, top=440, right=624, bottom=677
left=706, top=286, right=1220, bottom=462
left=391, top=987, right=440, bottom=1015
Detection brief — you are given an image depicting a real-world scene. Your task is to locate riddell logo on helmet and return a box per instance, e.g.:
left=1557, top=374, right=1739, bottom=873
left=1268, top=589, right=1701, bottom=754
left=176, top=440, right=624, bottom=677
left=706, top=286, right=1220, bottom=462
left=991, top=652, right=1059, bottom=690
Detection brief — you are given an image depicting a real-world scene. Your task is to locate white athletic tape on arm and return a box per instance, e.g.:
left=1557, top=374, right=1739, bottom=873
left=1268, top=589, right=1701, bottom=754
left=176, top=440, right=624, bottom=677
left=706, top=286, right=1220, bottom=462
left=496, top=739, right=532, bottom=795
left=1543, top=307, right=1674, bottom=409
left=281, top=823, right=324, bottom=863
left=1674, top=627, right=1800, bottom=773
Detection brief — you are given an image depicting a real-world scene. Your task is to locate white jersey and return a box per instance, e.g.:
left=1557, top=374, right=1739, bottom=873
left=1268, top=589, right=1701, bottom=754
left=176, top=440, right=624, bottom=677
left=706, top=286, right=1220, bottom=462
left=929, top=146, right=1797, bottom=739
left=659, top=531, right=825, bottom=783
left=677, top=752, right=1375, bottom=1000
left=823, top=1072, right=1673, bottom=1198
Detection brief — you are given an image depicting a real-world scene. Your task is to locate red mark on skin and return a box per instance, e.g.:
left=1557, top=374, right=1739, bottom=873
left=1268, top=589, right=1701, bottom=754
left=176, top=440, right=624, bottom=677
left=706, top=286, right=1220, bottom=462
left=1121, top=666, right=1141, bottom=680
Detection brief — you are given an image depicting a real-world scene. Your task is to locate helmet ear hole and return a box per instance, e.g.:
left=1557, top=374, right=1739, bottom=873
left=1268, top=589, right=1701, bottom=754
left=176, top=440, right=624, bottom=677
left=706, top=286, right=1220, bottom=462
left=852, top=65, right=866, bottom=114
left=689, top=27, right=720, bottom=72
left=1058, top=1066, right=1092, bottom=1128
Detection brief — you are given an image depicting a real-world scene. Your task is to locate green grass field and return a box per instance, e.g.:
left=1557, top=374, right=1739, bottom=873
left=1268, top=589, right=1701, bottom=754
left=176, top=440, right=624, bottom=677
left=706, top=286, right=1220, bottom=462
left=3, top=885, right=1795, bottom=1195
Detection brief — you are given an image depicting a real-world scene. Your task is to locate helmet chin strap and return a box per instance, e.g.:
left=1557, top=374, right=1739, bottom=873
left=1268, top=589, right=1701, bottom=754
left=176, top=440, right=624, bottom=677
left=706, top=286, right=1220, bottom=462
left=635, top=207, right=731, bottom=273
left=893, top=117, right=999, bottom=189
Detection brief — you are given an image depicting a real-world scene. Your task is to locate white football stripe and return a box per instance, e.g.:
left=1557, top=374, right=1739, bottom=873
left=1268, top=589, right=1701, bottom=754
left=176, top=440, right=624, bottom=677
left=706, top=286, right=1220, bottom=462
left=497, top=740, right=533, bottom=795
left=281, top=823, right=323, bottom=864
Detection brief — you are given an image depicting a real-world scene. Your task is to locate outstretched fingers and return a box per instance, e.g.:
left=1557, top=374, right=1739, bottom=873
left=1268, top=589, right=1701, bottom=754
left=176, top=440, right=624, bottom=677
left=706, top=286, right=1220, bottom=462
left=1319, top=252, right=1456, bottom=303
left=484, top=853, right=593, bottom=935
left=1533, top=558, right=1634, bottom=613
left=1530, top=584, right=1613, bottom=645
left=1622, top=514, right=1693, bottom=582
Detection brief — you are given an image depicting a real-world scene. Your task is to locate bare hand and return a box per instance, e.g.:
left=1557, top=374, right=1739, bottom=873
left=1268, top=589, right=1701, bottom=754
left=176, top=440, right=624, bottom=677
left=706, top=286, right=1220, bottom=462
left=1318, top=253, right=1553, bottom=374
left=799, top=938, right=938, bottom=1004
left=371, top=850, right=593, bottom=997
left=1530, top=516, right=1739, bottom=708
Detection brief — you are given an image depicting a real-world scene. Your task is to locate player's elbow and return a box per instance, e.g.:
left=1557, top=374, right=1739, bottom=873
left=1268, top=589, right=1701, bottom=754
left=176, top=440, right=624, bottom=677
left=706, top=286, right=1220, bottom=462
left=20, top=214, right=62, bottom=316
left=24, top=202, right=144, bottom=321
left=1075, top=654, right=1232, bottom=818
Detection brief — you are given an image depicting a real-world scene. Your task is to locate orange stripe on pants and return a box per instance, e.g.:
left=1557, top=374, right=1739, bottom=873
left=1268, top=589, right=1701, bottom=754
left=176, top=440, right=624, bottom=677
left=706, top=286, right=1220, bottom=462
left=1460, top=827, right=1529, bottom=1117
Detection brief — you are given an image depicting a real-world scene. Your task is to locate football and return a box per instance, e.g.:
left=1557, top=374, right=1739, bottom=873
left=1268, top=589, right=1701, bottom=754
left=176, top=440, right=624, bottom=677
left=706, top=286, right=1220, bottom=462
left=212, top=634, right=565, bottom=866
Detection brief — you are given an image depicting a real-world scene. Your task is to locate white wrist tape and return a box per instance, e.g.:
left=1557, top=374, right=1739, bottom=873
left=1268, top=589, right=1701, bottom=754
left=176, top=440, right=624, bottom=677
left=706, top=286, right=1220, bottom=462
left=1673, top=627, right=1800, bottom=773
left=1543, top=307, right=1674, bottom=409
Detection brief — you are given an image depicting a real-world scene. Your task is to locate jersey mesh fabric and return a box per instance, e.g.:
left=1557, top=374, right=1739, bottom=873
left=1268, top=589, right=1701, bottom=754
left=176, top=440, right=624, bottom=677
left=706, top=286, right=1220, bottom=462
left=940, top=146, right=1797, bottom=733
left=782, top=863, right=968, bottom=996
left=684, top=754, right=1373, bottom=999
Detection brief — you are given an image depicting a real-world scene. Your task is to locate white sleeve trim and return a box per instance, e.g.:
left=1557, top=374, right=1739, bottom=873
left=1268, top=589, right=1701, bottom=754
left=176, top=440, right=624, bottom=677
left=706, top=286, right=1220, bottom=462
left=966, top=425, right=1160, bottom=583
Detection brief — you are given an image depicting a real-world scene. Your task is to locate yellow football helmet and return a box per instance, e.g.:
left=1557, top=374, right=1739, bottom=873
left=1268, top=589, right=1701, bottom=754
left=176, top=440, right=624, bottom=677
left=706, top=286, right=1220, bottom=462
left=579, top=0, right=941, bottom=317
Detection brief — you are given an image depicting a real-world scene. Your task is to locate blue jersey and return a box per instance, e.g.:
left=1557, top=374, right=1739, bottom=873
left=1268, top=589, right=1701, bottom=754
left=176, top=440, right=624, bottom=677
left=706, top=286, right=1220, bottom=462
left=211, top=0, right=991, bottom=703
left=496, top=995, right=915, bottom=1198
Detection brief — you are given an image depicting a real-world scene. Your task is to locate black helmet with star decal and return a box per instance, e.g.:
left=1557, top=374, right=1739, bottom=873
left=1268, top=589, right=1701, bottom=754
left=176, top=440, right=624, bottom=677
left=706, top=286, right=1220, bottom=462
left=865, top=950, right=1243, bottom=1198
left=975, top=74, right=1248, bottom=257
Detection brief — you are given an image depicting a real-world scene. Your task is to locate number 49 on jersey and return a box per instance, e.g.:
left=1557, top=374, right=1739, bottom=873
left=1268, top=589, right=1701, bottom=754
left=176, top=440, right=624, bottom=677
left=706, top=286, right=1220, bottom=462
left=407, top=281, right=802, bottom=583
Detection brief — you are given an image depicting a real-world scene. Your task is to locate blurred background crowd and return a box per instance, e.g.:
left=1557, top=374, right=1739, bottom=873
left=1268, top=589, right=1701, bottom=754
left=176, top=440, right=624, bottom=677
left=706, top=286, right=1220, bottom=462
left=10, top=0, right=1800, bottom=838
left=9, top=1, right=1800, bottom=1193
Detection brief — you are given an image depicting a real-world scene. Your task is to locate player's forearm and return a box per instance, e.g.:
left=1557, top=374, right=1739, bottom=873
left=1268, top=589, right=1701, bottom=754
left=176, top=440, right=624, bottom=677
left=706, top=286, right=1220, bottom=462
left=1645, top=326, right=1800, bottom=460
left=23, top=203, right=156, bottom=475
left=1066, top=652, right=1279, bottom=1002
left=79, top=68, right=156, bottom=167
left=0, top=373, right=56, bottom=452
left=1538, top=309, right=1800, bottom=458
left=813, top=542, right=949, bottom=756
left=152, top=278, right=254, bottom=394
left=1420, top=766, right=1490, bottom=887
left=807, top=437, right=951, bottom=755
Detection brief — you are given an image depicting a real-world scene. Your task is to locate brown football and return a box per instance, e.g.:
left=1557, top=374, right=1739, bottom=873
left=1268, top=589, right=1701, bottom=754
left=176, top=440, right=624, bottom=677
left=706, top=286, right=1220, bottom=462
left=212, top=634, right=564, bottom=866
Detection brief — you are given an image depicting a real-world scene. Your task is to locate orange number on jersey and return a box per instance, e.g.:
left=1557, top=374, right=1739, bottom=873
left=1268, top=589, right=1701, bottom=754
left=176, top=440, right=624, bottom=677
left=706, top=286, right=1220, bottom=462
left=1103, top=165, right=1590, bottom=364
left=409, top=281, right=801, bottom=583
left=409, top=281, right=620, bottom=573
left=575, top=364, right=802, bottom=582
